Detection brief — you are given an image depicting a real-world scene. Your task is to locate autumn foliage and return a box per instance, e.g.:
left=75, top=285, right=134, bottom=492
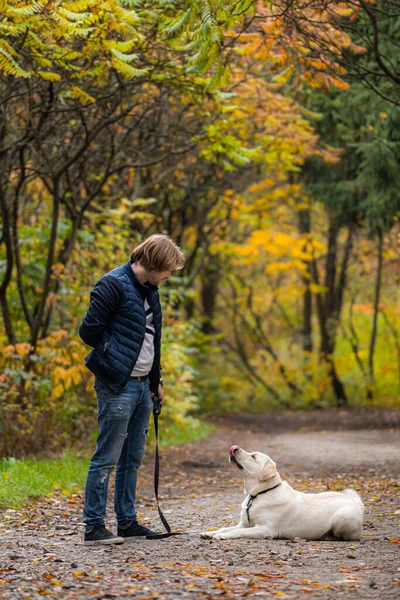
left=0, top=0, right=399, bottom=456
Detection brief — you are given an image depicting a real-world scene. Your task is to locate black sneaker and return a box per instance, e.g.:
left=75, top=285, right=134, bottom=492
left=117, top=521, right=159, bottom=540
left=84, top=524, right=124, bottom=545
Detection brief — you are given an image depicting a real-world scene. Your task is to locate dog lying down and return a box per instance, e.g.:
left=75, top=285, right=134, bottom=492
left=200, top=445, right=364, bottom=541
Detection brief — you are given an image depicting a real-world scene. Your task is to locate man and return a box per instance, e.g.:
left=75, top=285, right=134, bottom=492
left=79, top=234, right=185, bottom=545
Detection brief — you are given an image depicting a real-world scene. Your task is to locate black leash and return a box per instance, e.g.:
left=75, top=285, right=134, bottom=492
left=145, top=395, right=184, bottom=540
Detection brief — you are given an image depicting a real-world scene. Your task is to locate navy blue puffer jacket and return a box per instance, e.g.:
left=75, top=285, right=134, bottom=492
left=79, top=261, right=162, bottom=394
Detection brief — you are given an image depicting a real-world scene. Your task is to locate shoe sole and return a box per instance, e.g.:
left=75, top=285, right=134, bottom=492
left=84, top=537, right=124, bottom=545
left=118, top=535, right=148, bottom=541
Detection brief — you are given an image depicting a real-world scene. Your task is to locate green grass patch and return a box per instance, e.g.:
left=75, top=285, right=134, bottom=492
left=0, top=452, right=90, bottom=510
left=0, top=419, right=213, bottom=510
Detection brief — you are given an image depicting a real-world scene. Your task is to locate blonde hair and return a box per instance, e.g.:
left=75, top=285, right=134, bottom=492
left=131, top=234, right=185, bottom=272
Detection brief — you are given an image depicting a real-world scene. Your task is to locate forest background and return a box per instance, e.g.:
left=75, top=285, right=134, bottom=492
left=0, top=0, right=399, bottom=462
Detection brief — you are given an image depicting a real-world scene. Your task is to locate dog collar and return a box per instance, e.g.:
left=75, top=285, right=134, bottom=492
left=246, top=483, right=282, bottom=527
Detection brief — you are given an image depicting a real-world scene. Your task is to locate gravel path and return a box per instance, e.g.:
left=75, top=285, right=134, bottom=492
left=1, top=411, right=399, bottom=599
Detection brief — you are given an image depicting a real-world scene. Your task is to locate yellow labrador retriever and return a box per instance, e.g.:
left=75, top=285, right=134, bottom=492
left=200, top=445, right=364, bottom=541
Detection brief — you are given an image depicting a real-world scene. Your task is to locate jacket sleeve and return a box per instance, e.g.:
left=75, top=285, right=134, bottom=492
left=79, top=276, right=123, bottom=348
left=148, top=362, right=161, bottom=394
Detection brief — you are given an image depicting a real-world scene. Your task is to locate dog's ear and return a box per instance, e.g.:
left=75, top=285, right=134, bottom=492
left=259, top=458, right=277, bottom=482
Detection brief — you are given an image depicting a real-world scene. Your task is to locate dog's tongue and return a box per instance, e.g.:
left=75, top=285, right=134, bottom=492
left=230, top=445, right=239, bottom=457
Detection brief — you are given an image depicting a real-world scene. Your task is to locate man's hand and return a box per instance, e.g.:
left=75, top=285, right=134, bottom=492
left=151, top=383, right=164, bottom=415
left=150, top=384, right=164, bottom=399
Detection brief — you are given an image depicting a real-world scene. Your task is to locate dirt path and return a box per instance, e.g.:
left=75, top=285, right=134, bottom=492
left=1, top=411, right=400, bottom=599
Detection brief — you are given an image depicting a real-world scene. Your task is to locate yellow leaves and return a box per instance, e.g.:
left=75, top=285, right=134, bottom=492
left=235, top=229, right=326, bottom=274
left=50, top=384, right=64, bottom=401
left=331, top=5, right=354, bottom=18
left=37, top=71, right=62, bottom=81
left=309, top=282, right=327, bottom=294
left=233, top=32, right=260, bottom=43
left=273, top=65, right=295, bottom=84
left=53, top=365, right=84, bottom=390
left=266, top=260, right=306, bottom=274
left=1, top=0, right=147, bottom=82
left=112, top=59, right=149, bottom=79
left=72, top=86, right=96, bottom=105
left=235, top=40, right=263, bottom=57
left=105, top=38, right=137, bottom=53
left=248, top=179, right=275, bottom=193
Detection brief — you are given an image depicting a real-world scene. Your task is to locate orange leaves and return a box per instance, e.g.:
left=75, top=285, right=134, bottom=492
left=353, top=303, right=385, bottom=315
left=227, top=0, right=366, bottom=93
left=3, top=342, right=32, bottom=357
left=0, top=328, right=92, bottom=455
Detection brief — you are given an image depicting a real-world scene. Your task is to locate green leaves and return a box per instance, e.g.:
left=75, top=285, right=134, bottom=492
left=112, top=61, right=149, bottom=79
left=163, top=8, right=193, bottom=37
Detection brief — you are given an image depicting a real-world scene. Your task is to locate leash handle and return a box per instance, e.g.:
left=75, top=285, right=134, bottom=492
left=152, top=394, right=162, bottom=416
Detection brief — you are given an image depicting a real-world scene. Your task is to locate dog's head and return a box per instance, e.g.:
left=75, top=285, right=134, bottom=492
left=229, top=445, right=281, bottom=496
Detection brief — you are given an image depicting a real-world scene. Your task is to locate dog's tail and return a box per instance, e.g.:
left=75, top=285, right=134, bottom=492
left=342, top=489, right=364, bottom=511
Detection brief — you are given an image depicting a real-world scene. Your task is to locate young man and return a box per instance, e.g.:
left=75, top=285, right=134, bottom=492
left=79, top=234, right=185, bottom=545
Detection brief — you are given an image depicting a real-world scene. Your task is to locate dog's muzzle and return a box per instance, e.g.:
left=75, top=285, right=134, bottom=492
left=229, top=445, right=243, bottom=469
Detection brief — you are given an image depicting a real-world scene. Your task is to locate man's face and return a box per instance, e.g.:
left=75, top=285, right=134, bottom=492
left=146, top=270, right=171, bottom=286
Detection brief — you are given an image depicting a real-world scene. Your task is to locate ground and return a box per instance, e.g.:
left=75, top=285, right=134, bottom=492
left=1, top=409, right=400, bottom=599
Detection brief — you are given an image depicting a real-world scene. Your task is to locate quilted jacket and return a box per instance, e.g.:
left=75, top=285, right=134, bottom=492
left=79, top=261, right=162, bottom=394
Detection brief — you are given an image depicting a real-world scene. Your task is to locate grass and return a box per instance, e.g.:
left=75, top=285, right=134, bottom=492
left=0, top=452, right=90, bottom=510
left=0, top=420, right=213, bottom=510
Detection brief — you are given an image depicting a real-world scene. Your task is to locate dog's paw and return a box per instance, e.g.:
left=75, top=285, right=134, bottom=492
left=199, top=531, right=215, bottom=539
left=213, top=533, right=229, bottom=540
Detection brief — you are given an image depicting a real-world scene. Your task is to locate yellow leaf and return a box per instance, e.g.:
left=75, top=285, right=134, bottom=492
left=72, top=86, right=96, bottom=105
left=38, top=72, right=62, bottom=81
left=50, top=383, right=64, bottom=400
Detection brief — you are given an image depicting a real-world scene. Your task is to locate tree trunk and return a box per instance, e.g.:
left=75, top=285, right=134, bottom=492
left=30, top=179, right=61, bottom=349
left=0, top=106, right=16, bottom=343
left=367, top=231, right=384, bottom=399
left=201, top=256, right=219, bottom=334
left=0, top=180, right=16, bottom=344
left=298, top=207, right=313, bottom=353
left=312, top=216, right=351, bottom=407
left=329, top=361, right=348, bottom=407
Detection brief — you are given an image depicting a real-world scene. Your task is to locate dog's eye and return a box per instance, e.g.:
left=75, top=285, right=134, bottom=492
left=252, top=454, right=256, bottom=459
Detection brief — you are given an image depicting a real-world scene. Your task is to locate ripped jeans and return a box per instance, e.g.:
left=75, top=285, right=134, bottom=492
left=83, top=377, right=152, bottom=528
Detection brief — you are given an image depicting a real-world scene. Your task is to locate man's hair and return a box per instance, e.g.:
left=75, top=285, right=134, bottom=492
left=131, top=234, right=185, bottom=272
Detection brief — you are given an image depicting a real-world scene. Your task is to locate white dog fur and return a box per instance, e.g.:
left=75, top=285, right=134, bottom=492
left=200, top=446, right=364, bottom=541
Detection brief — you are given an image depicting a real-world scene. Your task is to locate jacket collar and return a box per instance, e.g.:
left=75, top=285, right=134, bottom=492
left=126, top=261, right=158, bottom=298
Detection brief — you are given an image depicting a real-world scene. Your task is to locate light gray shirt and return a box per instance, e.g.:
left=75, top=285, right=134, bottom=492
left=131, top=299, right=155, bottom=376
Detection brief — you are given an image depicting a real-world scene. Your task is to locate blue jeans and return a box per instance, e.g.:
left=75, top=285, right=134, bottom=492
left=83, top=378, right=152, bottom=528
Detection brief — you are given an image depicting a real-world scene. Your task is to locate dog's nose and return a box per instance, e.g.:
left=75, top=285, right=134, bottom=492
left=230, top=445, right=240, bottom=457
